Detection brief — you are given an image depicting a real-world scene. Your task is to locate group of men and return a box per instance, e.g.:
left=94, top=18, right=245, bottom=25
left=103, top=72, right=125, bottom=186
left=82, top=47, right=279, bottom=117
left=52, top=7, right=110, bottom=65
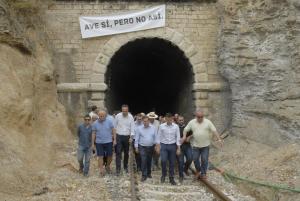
left=77, top=104, right=223, bottom=185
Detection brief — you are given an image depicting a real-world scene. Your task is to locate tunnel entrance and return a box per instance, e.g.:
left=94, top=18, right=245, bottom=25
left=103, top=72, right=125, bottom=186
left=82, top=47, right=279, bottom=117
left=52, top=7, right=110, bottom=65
left=105, top=37, right=194, bottom=118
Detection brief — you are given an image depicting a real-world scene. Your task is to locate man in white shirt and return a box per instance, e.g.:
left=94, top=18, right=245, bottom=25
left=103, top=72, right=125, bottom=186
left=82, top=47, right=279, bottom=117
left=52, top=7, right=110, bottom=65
left=114, top=104, right=135, bottom=175
left=155, top=113, right=180, bottom=185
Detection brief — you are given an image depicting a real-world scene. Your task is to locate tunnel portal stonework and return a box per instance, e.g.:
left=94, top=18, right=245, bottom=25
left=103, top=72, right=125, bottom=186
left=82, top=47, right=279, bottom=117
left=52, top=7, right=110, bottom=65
left=47, top=1, right=231, bottom=131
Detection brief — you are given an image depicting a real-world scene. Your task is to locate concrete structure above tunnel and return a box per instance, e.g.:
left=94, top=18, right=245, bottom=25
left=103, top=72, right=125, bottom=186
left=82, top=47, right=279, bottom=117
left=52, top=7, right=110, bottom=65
left=49, top=1, right=231, bottom=131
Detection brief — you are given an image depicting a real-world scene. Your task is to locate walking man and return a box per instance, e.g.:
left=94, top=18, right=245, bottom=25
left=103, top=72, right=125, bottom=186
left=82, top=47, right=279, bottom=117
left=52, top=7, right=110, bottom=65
left=147, top=112, right=160, bottom=170
left=182, top=109, right=223, bottom=180
left=135, top=116, right=156, bottom=182
left=132, top=113, right=143, bottom=172
left=155, top=113, right=181, bottom=185
left=92, top=110, right=116, bottom=176
left=77, top=114, right=93, bottom=177
left=114, top=104, right=135, bottom=175
left=176, top=115, right=193, bottom=183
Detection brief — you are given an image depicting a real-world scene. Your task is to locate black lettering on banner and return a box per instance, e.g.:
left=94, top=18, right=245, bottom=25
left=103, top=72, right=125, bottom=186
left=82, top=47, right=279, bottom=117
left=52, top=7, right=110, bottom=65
left=84, top=23, right=100, bottom=30
left=136, top=16, right=146, bottom=23
left=149, top=12, right=163, bottom=21
left=113, top=18, right=135, bottom=26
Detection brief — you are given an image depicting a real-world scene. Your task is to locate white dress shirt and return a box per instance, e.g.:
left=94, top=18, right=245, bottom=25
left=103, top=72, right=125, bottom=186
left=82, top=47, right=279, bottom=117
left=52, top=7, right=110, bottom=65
left=156, top=122, right=180, bottom=146
left=114, top=112, right=135, bottom=136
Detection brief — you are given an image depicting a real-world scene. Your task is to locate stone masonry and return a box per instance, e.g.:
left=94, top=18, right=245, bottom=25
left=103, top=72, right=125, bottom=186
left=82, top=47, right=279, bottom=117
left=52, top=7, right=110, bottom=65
left=44, top=1, right=231, bottom=131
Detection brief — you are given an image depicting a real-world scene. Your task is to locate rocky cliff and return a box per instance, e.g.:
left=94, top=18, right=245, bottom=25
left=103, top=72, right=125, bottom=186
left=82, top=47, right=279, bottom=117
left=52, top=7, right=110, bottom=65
left=0, top=0, right=72, bottom=196
left=218, top=0, right=300, bottom=146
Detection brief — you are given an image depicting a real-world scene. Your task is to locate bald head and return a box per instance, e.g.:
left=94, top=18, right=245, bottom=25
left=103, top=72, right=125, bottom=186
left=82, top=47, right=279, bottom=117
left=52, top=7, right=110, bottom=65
left=98, top=110, right=107, bottom=121
left=195, top=109, right=204, bottom=123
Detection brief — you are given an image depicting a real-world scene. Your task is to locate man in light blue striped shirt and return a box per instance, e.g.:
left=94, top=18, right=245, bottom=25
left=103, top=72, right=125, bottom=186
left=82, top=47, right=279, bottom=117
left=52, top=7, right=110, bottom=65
left=135, top=116, right=156, bottom=182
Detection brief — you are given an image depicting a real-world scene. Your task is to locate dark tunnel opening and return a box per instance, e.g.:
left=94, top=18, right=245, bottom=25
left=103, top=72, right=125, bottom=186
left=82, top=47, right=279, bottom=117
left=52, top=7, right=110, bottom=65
left=105, top=37, right=194, bottom=118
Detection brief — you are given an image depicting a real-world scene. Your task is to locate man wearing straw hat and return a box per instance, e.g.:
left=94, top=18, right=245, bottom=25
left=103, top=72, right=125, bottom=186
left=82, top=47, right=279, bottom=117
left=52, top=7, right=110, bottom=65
left=147, top=112, right=160, bottom=170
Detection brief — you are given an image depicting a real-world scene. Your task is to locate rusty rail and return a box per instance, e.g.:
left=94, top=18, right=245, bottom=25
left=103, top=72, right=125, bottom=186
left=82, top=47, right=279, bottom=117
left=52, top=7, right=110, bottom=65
left=190, top=168, right=232, bottom=201
left=129, top=143, right=139, bottom=201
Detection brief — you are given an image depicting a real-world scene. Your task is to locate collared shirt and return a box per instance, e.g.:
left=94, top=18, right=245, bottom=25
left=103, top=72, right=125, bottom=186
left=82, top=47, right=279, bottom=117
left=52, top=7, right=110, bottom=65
left=89, top=111, right=98, bottom=119
left=156, top=122, right=180, bottom=146
left=132, top=120, right=143, bottom=140
left=114, top=112, right=135, bottom=136
left=92, top=118, right=114, bottom=144
left=106, top=114, right=114, bottom=123
left=184, top=118, right=217, bottom=148
left=135, top=125, right=157, bottom=148
left=77, top=123, right=93, bottom=147
left=150, top=119, right=160, bottom=132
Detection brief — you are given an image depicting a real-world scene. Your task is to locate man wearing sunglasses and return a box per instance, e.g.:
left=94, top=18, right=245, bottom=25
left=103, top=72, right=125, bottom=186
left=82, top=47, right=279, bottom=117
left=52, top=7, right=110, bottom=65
left=182, top=109, right=223, bottom=180
left=77, top=114, right=93, bottom=177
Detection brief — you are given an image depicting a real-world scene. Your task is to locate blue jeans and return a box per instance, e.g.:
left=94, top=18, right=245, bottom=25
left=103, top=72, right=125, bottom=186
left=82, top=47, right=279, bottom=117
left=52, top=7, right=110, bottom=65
left=160, top=143, right=177, bottom=178
left=139, top=145, right=154, bottom=177
left=77, top=145, right=92, bottom=174
left=177, top=143, right=193, bottom=177
left=193, top=146, right=209, bottom=175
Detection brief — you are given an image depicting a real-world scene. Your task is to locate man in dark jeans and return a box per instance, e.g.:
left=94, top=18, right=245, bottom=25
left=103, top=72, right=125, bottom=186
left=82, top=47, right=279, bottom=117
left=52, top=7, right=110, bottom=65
left=155, top=113, right=181, bottom=185
left=182, top=109, right=223, bottom=180
left=135, top=116, right=156, bottom=181
left=176, top=116, right=193, bottom=183
left=77, top=114, right=93, bottom=177
left=132, top=113, right=143, bottom=172
left=114, top=105, right=135, bottom=175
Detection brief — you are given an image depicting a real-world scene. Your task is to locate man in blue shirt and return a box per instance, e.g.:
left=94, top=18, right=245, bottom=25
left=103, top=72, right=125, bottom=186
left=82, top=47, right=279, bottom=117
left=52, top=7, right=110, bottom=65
left=92, top=110, right=116, bottom=176
left=132, top=113, right=143, bottom=172
left=155, top=113, right=181, bottom=185
left=135, top=116, right=156, bottom=182
left=77, top=114, right=93, bottom=177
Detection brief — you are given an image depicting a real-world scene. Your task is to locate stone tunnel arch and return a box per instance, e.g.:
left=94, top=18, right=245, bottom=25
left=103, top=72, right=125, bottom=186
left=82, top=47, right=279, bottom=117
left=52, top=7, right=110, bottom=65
left=91, top=28, right=209, bottom=118
left=105, top=37, right=194, bottom=117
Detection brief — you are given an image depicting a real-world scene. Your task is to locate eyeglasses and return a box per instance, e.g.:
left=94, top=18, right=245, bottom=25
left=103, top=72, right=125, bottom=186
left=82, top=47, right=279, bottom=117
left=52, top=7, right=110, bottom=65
left=84, top=119, right=91, bottom=121
left=196, top=116, right=204, bottom=119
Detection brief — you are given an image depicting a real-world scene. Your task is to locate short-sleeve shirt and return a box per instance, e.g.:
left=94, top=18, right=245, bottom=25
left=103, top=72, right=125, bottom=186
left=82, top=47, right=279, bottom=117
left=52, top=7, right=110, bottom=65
left=92, top=119, right=114, bottom=144
left=184, top=118, right=217, bottom=148
left=77, top=124, right=93, bottom=148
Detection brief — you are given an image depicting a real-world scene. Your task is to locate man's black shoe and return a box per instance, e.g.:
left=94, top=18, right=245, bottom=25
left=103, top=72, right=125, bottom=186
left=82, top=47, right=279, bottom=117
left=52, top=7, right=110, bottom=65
left=141, top=177, right=147, bottom=182
left=170, top=178, right=177, bottom=185
left=161, top=176, right=165, bottom=183
left=147, top=175, right=152, bottom=178
left=124, top=168, right=129, bottom=173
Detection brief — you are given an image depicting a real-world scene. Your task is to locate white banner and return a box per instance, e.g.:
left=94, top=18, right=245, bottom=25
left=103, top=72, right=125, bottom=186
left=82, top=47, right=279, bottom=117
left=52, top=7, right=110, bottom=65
left=79, top=5, right=165, bottom=38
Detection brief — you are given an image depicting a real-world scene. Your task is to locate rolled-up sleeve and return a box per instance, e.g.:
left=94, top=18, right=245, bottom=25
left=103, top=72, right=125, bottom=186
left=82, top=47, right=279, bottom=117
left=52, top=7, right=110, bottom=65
left=134, top=128, right=140, bottom=148
left=176, top=126, right=180, bottom=146
left=130, top=116, right=135, bottom=136
left=156, top=126, right=161, bottom=144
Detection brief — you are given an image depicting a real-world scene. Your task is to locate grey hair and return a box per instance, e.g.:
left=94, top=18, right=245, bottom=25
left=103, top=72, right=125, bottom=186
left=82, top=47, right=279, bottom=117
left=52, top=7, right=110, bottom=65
left=194, top=108, right=204, bottom=115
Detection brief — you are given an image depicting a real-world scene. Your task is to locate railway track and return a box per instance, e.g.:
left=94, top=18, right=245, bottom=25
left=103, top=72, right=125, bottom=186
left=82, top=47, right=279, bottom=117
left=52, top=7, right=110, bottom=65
left=128, top=148, right=232, bottom=201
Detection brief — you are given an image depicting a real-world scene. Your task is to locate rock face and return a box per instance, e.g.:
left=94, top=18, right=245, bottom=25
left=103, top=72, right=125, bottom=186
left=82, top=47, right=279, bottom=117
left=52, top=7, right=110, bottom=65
left=0, top=0, right=72, bottom=195
left=218, top=0, right=300, bottom=146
